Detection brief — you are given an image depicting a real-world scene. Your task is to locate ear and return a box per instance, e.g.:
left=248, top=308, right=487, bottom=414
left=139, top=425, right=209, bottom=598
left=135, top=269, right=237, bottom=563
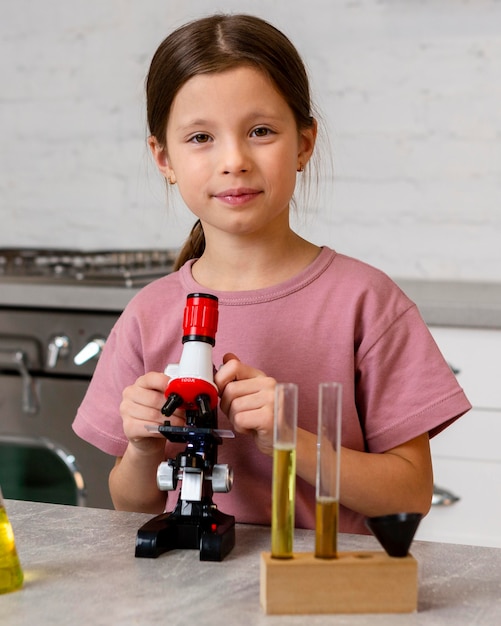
left=148, top=136, right=176, bottom=184
left=297, top=118, right=318, bottom=169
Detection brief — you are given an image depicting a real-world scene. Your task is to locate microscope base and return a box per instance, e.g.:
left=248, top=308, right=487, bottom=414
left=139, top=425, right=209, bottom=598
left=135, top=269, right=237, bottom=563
left=135, top=506, right=235, bottom=562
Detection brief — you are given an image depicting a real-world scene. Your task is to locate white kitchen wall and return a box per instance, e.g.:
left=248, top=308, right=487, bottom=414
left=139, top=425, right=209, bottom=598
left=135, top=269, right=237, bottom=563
left=1, top=0, right=500, bottom=281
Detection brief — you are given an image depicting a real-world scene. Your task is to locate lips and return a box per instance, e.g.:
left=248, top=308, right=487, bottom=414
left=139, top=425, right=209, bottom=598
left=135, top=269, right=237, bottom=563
left=214, top=188, right=262, bottom=206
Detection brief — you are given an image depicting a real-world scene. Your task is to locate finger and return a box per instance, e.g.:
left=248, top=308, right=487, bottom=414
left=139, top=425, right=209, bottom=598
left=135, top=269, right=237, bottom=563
left=226, top=404, right=274, bottom=456
left=121, top=385, right=165, bottom=417
left=136, top=371, right=171, bottom=392
left=222, top=352, right=240, bottom=365
left=120, top=372, right=181, bottom=441
left=215, top=354, right=240, bottom=389
left=220, top=375, right=275, bottom=405
left=215, top=354, right=266, bottom=391
left=221, top=381, right=275, bottom=425
left=121, top=398, right=162, bottom=423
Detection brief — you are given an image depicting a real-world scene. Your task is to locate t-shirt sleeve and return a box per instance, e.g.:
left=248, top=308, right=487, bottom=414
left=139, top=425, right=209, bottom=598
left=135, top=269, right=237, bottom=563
left=355, top=303, right=471, bottom=453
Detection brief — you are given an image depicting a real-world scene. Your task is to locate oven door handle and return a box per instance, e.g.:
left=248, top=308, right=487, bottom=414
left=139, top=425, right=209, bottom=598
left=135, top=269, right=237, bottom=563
left=0, top=349, right=39, bottom=415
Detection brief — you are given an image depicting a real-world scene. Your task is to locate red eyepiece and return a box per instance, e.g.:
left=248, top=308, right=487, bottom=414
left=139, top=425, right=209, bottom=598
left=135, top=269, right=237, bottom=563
left=182, top=293, right=218, bottom=345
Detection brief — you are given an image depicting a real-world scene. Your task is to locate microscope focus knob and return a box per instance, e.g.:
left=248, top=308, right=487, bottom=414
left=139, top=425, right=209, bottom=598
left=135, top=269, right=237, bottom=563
left=211, top=464, right=233, bottom=493
left=157, top=462, right=176, bottom=491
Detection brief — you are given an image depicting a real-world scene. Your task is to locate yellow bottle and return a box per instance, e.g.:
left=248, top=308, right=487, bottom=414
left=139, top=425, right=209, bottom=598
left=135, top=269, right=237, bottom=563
left=0, top=489, right=24, bottom=594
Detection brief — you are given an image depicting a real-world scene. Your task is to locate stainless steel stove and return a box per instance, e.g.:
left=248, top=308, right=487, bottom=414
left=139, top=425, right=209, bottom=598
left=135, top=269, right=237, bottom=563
left=0, top=248, right=176, bottom=288
left=0, top=247, right=177, bottom=508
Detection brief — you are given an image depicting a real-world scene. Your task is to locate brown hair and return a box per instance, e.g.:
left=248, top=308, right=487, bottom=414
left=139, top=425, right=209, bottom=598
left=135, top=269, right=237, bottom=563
left=146, top=14, right=316, bottom=270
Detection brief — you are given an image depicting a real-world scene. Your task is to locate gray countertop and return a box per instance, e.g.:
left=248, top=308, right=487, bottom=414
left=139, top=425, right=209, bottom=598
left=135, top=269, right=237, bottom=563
left=0, top=282, right=140, bottom=312
left=3, top=500, right=501, bottom=625
left=1, top=278, right=501, bottom=328
left=395, top=278, right=501, bottom=328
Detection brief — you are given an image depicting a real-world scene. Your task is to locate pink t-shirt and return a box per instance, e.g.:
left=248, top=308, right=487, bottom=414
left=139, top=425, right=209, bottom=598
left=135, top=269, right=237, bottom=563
left=73, top=247, right=470, bottom=534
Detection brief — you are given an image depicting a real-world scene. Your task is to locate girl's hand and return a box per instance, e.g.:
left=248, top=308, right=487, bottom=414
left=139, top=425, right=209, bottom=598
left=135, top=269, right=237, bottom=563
left=120, top=371, right=184, bottom=455
left=214, top=353, right=277, bottom=456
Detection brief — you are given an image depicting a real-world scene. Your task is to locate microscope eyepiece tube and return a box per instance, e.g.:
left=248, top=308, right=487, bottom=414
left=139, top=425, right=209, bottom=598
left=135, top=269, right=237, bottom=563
left=182, top=293, right=219, bottom=345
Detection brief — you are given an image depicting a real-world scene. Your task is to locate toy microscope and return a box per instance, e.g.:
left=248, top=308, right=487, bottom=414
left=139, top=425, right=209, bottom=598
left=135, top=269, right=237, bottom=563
left=135, top=293, right=235, bottom=562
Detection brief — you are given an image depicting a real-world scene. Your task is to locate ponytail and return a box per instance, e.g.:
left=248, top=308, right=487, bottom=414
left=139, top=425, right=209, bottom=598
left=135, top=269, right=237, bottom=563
left=174, top=220, right=206, bottom=270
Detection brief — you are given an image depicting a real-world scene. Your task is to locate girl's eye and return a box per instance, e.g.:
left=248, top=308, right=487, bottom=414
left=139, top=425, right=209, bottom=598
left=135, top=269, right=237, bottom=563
left=190, top=133, right=211, bottom=144
left=251, top=127, right=272, bottom=138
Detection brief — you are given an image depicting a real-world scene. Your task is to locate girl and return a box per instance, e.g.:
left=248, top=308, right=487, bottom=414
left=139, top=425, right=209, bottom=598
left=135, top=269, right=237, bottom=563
left=73, top=14, right=470, bottom=534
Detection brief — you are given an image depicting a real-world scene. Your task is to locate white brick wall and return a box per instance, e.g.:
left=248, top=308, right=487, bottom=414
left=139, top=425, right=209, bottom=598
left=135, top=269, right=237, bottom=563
left=1, top=0, right=500, bottom=281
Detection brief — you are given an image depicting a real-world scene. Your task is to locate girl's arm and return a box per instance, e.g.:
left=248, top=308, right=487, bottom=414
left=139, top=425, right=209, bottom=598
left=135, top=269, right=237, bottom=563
left=296, top=429, right=433, bottom=517
left=216, top=353, right=433, bottom=519
left=109, top=447, right=165, bottom=513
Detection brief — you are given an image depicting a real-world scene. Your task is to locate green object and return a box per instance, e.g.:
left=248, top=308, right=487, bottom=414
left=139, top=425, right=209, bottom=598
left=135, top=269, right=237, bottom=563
left=0, top=439, right=79, bottom=506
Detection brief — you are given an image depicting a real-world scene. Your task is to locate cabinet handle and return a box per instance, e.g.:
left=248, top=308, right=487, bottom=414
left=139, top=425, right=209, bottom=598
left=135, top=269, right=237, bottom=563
left=0, top=349, right=39, bottom=414
left=47, top=335, right=70, bottom=368
left=447, top=362, right=461, bottom=376
left=73, top=338, right=106, bottom=366
left=432, top=484, right=460, bottom=506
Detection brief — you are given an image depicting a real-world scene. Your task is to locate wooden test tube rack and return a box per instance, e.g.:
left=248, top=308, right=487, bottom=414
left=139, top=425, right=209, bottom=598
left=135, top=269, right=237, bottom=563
left=264, top=383, right=419, bottom=614
left=260, top=550, right=418, bottom=615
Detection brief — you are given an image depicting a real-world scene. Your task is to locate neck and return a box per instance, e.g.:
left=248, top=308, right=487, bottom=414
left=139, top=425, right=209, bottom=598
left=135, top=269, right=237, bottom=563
left=191, top=229, right=320, bottom=291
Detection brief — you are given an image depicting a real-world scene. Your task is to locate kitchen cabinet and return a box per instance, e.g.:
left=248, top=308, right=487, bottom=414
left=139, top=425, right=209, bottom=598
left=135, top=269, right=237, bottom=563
left=416, top=326, right=501, bottom=547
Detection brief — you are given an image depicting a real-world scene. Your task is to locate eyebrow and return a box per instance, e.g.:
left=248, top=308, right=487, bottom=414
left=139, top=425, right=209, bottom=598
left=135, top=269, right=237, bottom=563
left=175, top=112, right=284, bottom=131
left=176, top=119, right=210, bottom=129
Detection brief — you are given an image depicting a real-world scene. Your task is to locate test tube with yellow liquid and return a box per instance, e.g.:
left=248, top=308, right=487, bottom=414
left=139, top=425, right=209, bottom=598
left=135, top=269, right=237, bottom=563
left=271, top=383, right=298, bottom=559
left=0, top=486, right=24, bottom=594
left=315, top=382, right=342, bottom=559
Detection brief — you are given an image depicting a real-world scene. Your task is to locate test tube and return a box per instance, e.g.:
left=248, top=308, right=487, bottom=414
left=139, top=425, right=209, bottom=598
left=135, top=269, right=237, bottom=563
left=315, top=382, right=342, bottom=559
left=271, top=383, right=298, bottom=559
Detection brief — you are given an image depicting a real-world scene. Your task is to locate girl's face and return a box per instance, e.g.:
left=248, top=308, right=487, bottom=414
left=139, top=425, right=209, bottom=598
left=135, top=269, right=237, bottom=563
left=149, top=66, right=316, bottom=241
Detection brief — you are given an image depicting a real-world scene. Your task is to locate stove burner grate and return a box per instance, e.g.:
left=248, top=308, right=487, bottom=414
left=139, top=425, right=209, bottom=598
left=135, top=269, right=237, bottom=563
left=0, top=248, right=177, bottom=287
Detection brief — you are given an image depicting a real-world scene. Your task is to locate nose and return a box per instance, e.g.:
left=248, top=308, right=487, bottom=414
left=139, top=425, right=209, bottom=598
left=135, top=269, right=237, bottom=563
left=220, top=138, right=250, bottom=175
